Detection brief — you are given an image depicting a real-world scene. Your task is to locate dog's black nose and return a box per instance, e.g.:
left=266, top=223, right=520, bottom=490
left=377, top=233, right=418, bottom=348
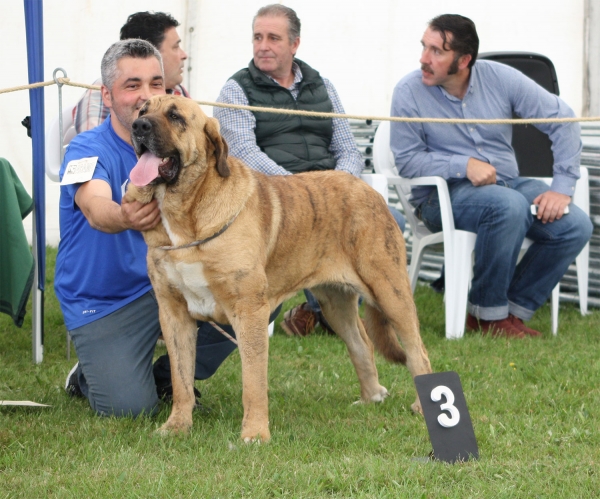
left=132, top=117, right=153, bottom=135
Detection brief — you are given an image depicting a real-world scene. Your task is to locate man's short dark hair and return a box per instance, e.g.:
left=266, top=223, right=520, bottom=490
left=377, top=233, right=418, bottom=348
left=101, top=39, right=163, bottom=91
left=120, top=11, right=180, bottom=50
left=429, top=14, right=479, bottom=69
left=253, top=4, right=301, bottom=44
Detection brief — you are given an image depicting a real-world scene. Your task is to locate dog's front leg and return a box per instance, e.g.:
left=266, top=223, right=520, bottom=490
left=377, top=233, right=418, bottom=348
left=229, top=302, right=271, bottom=443
left=156, top=300, right=198, bottom=436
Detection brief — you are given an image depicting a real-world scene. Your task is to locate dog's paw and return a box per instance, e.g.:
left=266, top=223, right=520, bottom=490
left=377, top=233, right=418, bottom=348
left=241, top=426, right=271, bottom=444
left=354, top=385, right=389, bottom=404
left=370, top=385, right=389, bottom=402
left=352, top=385, right=390, bottom=405
left=156, top=417, right=192, bottom=436
left=410, top=398, right=424, bottom=416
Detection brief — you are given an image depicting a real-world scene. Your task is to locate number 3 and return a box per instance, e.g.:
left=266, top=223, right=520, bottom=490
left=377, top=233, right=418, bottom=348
left=431, top=385, right=460, bottom=428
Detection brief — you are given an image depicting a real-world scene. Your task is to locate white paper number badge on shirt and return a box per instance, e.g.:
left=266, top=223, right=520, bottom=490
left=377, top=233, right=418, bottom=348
left=414, top=371, right=479, bottom=463
left=60, top=156, right=98, bottom=185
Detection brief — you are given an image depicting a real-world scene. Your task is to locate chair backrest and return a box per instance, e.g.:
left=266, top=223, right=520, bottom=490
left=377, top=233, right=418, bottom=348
left=478, top=52, right=560, bottom=178
left=372, top=120, right=397, bottom=178
left=372, top=120, right=422, bottom=226
left=360, top=173, right=389, bottom=204
left=45, top=104, right=76, bottom=182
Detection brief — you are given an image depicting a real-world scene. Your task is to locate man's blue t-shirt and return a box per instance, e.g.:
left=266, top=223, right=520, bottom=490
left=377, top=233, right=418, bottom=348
left=54, top=117, right=152, bottom=330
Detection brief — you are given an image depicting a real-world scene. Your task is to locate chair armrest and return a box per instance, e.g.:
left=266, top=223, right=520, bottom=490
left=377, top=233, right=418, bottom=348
left=385, top=175, right=457, bottom=232
left=574, top=166, right=589, bottom=214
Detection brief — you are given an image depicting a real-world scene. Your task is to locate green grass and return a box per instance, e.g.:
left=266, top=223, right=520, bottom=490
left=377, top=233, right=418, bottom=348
left=1, top=247, right=599, bottom=497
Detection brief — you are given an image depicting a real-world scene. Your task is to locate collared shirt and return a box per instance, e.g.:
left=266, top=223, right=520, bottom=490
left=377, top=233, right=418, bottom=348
left=390, top=60, right=582, bottom=206
left=73, top=78, right=190, bottom=133
left=215, top=62, right=363, bottom=177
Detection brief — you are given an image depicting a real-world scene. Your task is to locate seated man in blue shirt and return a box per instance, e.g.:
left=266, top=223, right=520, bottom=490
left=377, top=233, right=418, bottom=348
left=390, top=14, right=592, bottom=338
left=215, top=3, right=405, bottom=337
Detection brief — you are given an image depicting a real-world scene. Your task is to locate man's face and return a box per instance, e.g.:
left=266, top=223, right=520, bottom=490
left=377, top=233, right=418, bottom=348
left=419, top=27, right=463, bottom=87
left=159, top=27, right=187, bottom=89
left=252, top=15, right=300, bottom=82
left=101, top=56, right=165, bottom=142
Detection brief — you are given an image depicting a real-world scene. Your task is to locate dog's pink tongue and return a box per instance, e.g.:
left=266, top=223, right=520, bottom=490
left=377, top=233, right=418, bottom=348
left=130, top=151, right=162, bottom=186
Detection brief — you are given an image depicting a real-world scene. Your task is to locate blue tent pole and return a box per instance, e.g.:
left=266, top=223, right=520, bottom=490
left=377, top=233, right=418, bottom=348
left=24, top=0, right=45, bottom=364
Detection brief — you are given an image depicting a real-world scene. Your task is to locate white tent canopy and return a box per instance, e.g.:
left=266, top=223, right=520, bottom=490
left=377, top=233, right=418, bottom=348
left=2, top=0, right=597, bottom=362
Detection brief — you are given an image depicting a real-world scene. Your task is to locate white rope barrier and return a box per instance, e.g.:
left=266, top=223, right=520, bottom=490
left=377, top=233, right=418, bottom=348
left=4, top=77, right=600, bottom=125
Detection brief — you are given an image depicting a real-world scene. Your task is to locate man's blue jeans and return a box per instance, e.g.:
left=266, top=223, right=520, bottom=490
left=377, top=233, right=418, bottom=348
left=418, top=178, right=592, bottom=321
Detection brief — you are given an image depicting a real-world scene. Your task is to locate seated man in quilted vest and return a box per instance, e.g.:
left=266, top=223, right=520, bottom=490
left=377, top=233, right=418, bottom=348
left=215, top=4, right=406, bottom=337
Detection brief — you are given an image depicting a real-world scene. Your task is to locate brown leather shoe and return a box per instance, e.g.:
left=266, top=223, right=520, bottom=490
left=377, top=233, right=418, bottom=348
left=509, top=315, right=542, bottom=337
left=281, top=302, right=317, bottom=337
left=466, top=313, right=525, bottom=338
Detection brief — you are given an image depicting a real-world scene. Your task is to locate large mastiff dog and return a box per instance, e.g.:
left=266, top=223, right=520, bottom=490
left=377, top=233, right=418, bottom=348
left=126, top=95, right=432, bottom=442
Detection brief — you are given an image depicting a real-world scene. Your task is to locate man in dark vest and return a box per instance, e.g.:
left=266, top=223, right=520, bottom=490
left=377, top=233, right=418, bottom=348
left=215, top=4, right=405, bottom=337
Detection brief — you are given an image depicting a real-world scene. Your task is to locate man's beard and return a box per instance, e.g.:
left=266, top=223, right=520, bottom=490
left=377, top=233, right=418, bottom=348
left=421, top=56, right=459, bottom=77
left=111, top=95, right=137, bottom=133
left=447, top=55, right=460, bottom=75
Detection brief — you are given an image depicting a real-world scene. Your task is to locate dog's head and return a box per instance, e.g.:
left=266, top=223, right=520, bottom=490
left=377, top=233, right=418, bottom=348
left=129, top=95, right=230, bottom=188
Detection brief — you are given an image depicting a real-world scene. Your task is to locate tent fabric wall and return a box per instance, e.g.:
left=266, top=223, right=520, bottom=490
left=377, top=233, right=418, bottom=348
left=8, top=1, right=594, bottom=360
left=2, top=0, right=586, bottom=246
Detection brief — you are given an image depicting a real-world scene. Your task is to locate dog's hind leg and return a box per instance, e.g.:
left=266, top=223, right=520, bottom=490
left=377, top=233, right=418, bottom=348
left=363, top=274, right=432, bottom=414
left=310, top=286, right=389, bottom=403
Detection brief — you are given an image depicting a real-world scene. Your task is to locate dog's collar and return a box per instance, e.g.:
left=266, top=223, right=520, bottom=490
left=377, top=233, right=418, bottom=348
left=158, top=212, right=239, bottom=251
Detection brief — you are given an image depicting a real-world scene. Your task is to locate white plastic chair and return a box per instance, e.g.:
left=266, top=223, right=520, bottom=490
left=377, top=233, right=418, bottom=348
left=45, top=104, right=76, bottom=182
left=360, top=172, right=389, bottom=203
left=373, top=120, right=589, bottom=339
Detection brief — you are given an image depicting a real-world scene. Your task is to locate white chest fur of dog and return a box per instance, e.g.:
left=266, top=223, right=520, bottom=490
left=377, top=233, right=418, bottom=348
left=155, top=185, right=217, bottom=318
left=163, top=260, right=216, bottom=319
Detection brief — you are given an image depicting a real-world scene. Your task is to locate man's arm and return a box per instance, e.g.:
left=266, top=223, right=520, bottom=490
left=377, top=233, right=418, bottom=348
left=322, top=79, right=363, bottom=177
left=508, top=67, right=581, bottom=222
left=214, top=79, right=290, bottom=176
left=74, top=179, right=160, bottom=233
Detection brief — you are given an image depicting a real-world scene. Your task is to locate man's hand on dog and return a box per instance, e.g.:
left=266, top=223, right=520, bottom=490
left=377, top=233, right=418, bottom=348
left=75, top=179, right=161, bottom=233
left=121, top=196, right=161, bottom=231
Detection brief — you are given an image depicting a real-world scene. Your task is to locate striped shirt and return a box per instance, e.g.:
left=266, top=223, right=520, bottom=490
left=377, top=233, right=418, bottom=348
left=214, top=62, right=363, bottom=177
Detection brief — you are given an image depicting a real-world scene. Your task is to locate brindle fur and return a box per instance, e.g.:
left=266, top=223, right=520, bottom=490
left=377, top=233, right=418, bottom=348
left=125, top=95, right=432, bottom=442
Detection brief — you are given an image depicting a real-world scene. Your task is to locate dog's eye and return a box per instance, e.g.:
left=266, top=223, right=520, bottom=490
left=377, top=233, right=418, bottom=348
left=169, top=112, right=181, bottom=121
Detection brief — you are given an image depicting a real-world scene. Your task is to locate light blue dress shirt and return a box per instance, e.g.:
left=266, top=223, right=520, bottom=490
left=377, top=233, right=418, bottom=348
left=390, top=60, right=581, bottom=206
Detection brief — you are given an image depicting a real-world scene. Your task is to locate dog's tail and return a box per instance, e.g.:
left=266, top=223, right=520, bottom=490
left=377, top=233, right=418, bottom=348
left=363, top=304, right=407, bottom=365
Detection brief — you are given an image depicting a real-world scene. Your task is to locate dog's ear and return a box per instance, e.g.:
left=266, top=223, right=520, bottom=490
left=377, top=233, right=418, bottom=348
left=204, top=117, right=230, bottom=178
